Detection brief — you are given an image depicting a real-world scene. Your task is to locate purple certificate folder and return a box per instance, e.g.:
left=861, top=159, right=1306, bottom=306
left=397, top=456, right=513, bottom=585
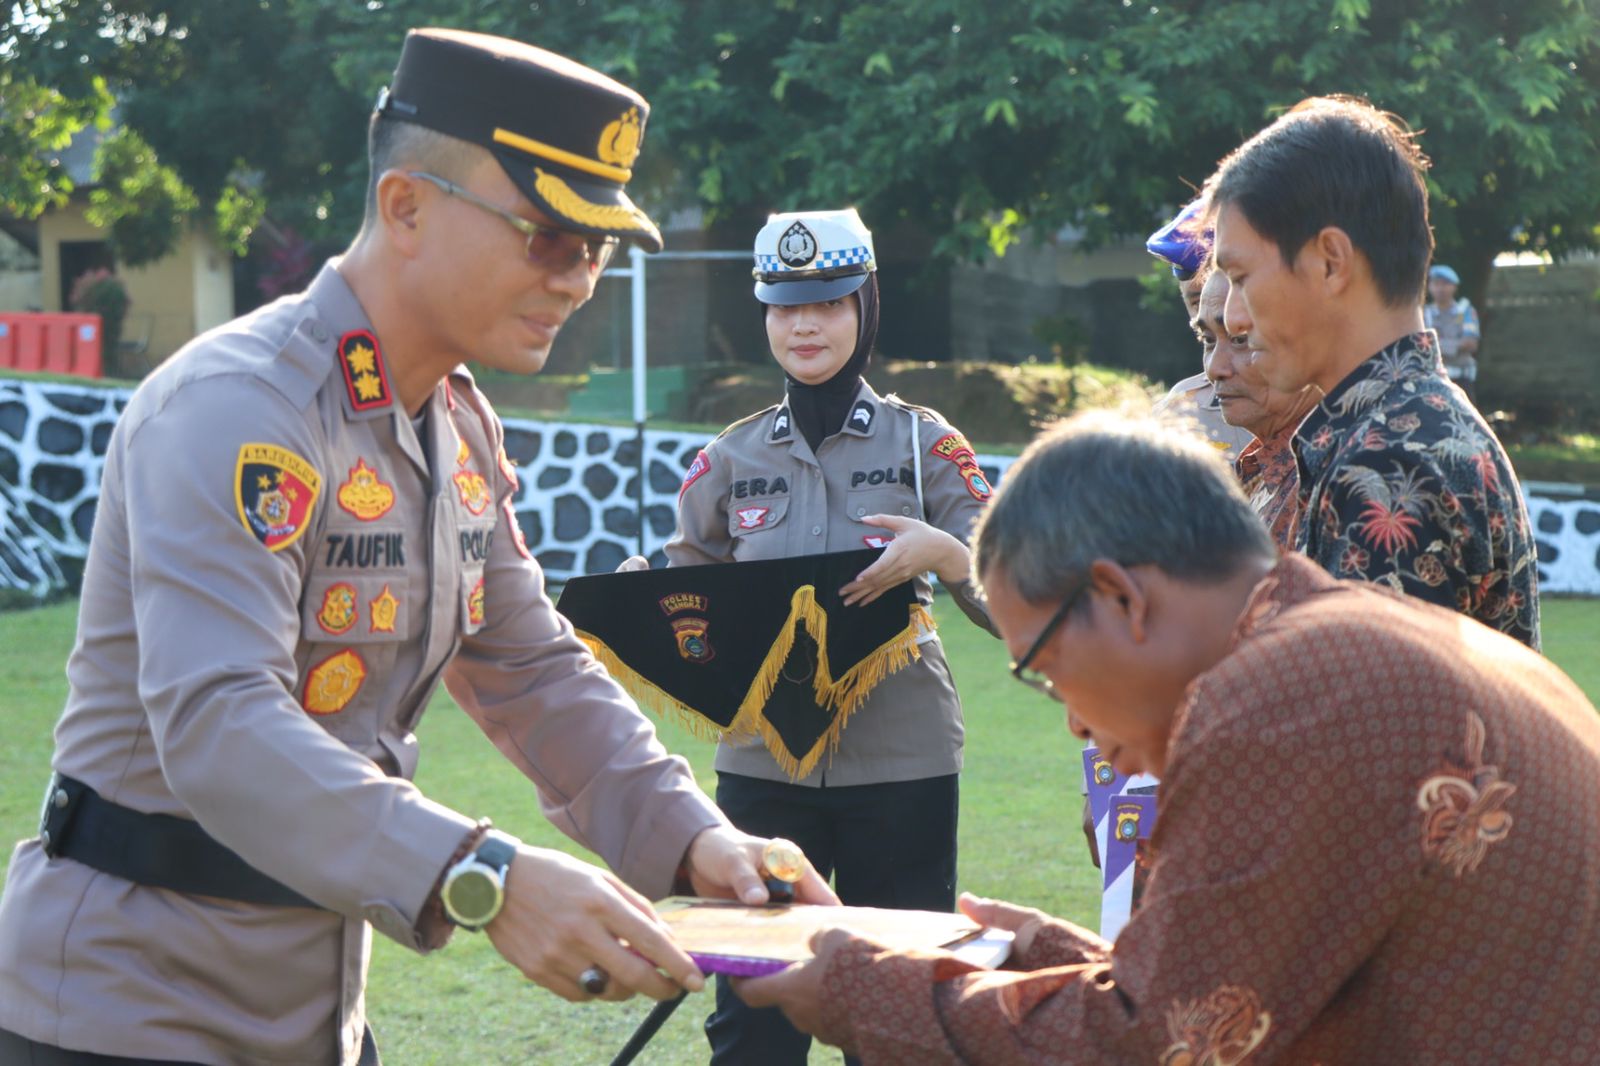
left=654, top=897, right=1013, bottom=976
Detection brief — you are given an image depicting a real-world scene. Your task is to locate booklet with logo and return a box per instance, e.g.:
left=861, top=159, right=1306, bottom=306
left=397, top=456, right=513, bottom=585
left=654, top=897, right=1014, bottom=977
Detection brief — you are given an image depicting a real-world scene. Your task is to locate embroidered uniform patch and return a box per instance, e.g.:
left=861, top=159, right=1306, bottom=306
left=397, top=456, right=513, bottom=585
left=736, top=506, right=770, bottom=529
left=336, top=458, right=395, bottom=521
left=671, top=617, right=714, bottom=662
left=848, top=400, right=874, bottom=432
left=468, top=577, right=486, bottom=627
left=770, top=409, right=792, bottom=442
left=681, top=450, right=711, bottom=496
left=456, top=435, right=471, bottom=468
left=453, top=470, right=491, bottom=515
left=863, top=535, right=893, bottom=549
left=337, top=330, right=391, bottom=411
left=317, top=582, right=358, bottom=635
left=303, top=648, right=367, bottom=715
left=235, top=444, right=321, bottom=552
left=369, top=584, right=399, bottom=634
left=930, top=432, right=993, bottom=501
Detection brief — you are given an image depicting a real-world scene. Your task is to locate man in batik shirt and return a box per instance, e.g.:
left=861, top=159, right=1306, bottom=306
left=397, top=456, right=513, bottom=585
left=1207, top=97, right=1538, bottom=646
left=737, top=415, right=1600, bottom=1064
left=1191, top=269, right=1318, bottom=547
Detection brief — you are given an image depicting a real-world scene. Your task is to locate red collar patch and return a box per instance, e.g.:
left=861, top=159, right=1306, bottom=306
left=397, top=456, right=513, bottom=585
left=338, top=330, right=392, bottom=412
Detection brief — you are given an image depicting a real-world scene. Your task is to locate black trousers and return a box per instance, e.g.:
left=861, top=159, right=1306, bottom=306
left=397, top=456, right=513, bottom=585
left=704, top=771, right=960, bottom=1066
left=0, top=1027, right=379, bottom=1066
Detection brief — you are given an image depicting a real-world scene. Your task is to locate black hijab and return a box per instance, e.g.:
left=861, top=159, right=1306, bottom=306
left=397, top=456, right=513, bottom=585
left=780, top=273, right=881, bottom=454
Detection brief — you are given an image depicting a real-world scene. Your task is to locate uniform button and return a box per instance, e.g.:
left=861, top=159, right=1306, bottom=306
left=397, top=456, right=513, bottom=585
left=309, top=321, right=328, bottom=343
left=812, top=469, right=821, bottom=478
left=53, top=788, right=69, bottom=809
left=901, top=506, right=912, bottom=515
left=39, top=829, right=50, bottom=849
left=855, top=507, right=866, bottom=517
left=811, top=526, right=822, bottom=536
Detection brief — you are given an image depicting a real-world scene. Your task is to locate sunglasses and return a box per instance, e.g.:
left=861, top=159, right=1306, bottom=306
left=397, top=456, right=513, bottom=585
left=1008, top=580, right=1090, bottom=698
left=409, top=171, right=618, bottom=275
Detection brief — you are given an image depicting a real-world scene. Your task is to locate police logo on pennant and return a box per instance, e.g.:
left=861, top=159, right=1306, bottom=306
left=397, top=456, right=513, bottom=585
left=778, top=222, right=818, bottom=268
left=236, top=444, right=321, bottom=552
left=671, top=616, right=714, bottom=663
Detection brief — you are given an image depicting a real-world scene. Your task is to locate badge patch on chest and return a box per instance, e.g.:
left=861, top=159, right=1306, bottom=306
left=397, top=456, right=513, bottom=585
left=317, top=582, right=358, bottom=635
left=336, top=458, right=395, bottom=521
left=736, top=506, right=771, bottom=529
left=863, top=535, right=893, bottom=549
left=453, top=470, right=492, bottom=515
left=303, top=648, right=367, bottom=715
left=235, top=444, right=322, bottom=552
left=369, top=584, right=400, bottom=633
left=468, top=577, right=486, bottom=628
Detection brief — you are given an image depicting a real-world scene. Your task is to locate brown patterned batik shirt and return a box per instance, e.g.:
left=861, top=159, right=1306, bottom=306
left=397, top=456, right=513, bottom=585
left=816, top=555, right=1600, bottom=1064
left=1235, top=424, right=1300, bottom=550
left=1292, top=331, right=1540, bottom=648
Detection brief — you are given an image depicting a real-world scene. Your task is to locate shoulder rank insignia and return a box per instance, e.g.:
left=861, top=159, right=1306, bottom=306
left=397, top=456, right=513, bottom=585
left=369, top=584, right=400, bottom=634
left=456, top=434, right=472, bottom=468
left=453, top=469, right=492, bottom=515
left=930, top=432, right=992, bottom=502
left=317, top=582, right=358, bottom=635
left=337, top=330, right=392, bottom=412
left=336, top=458, right=395, bottom=521
left=235, top=443, right=321, bottom=552
left=681, top=449, right=711, bottom=497
left=847, top=400, right=875, bottom=433
left=303, top=648, right=367, bottom=715
left=770, top=408, right=792, bottom=442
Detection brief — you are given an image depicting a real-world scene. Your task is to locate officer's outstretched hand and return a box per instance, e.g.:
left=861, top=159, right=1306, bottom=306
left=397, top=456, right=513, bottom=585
left=487, top=845, right=700, bottom=1003
left=615, top=555, right=650, bottom=573
left=840, top=514, right=970, bottom=606
left=682, top=824, right=839, bottom=907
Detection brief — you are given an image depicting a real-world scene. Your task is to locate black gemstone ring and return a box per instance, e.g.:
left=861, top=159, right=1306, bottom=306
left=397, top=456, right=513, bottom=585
left=579, top=965, right=609, bottom=995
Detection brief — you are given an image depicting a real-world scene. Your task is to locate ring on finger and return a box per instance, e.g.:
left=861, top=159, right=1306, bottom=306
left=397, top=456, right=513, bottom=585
left=579, top=965, right=609, bottom=995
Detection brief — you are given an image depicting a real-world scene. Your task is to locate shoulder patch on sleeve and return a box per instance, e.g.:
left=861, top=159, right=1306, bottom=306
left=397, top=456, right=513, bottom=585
left=236, top=443, right=322, bottom=551
left=929, top=432, right=992, bottom=502
left=681, top=449, right=712, bottom=497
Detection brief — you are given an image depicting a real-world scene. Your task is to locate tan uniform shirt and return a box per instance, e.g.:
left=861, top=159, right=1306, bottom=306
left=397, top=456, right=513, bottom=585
left=667, top=381, right=995, bottom=787
left=1154, top=372, right=1255, bottom=461
left=0, top=262, right=725, bottom=1065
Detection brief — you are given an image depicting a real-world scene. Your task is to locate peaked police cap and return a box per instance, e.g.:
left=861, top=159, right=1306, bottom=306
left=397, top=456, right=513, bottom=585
left=1146, top=198, right=1211, bottom=280
left=377, top=28, right=663, bottom=252
left=752, top=208, right=877, bottom=305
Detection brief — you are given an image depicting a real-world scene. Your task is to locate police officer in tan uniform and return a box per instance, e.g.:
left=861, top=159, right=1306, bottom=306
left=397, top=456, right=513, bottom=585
left=0, top=29, right=832, bottom=1066
left=630, top=208, right=997, bottom=1063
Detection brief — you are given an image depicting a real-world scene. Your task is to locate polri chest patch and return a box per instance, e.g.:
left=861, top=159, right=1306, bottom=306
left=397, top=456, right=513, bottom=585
left=735, top=506, right=771, bottom=529
left=336, top=458, right=395, bottom=521
left=235, top=444, right=322, bottom=552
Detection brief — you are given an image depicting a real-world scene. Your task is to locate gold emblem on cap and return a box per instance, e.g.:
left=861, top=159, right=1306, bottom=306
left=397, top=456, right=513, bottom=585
left=598, top=106, right=643, bottom=170
left=762, top=839, right=806, bottom=885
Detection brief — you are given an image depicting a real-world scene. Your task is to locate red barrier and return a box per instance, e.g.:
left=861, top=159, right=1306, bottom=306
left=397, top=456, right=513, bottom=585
left=0, top=313, right=104, bottom=378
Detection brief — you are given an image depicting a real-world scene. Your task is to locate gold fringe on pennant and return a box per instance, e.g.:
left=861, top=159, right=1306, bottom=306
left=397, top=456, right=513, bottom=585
left=576, top=632, right=726, bottom=744
left=579, top=591, right=937, bottom=782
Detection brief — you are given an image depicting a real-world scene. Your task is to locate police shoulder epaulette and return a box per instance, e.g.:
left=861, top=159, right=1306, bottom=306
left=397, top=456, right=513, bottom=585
left=882, top=392, right=953, bottom=429
left=715, top=402, right=783, bottom=441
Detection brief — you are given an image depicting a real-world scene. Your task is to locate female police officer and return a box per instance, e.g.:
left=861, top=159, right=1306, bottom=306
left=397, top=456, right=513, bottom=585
left=650, top=208, right=997, bottom=1063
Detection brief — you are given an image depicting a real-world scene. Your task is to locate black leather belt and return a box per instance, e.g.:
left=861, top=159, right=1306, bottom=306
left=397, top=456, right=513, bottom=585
left=39, top=773, right=321, bottom=909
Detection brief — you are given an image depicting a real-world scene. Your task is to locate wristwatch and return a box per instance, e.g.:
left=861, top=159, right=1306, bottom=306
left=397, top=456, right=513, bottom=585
left=441, top=830, right=519, bottom=931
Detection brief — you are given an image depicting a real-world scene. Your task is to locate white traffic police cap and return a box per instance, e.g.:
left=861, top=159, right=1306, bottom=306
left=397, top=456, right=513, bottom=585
left=752, top=207, right=877, bottom=305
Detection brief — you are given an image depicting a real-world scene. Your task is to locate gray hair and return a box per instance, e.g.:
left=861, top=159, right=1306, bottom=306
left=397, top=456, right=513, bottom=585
left=972, top=412, right=1276, bottom=604
left=361, top=116, right=483, bottom=230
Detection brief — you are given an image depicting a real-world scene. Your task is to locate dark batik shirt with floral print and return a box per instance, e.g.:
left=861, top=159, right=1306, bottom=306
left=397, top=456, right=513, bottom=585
left=1293, top=331, right=1539, bottom=648
left=1235, top=423, right=1300, bottom=550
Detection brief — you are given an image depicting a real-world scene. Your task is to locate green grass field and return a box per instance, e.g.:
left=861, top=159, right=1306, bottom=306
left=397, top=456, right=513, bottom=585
left=2, top=596, right=1597, bottom=1064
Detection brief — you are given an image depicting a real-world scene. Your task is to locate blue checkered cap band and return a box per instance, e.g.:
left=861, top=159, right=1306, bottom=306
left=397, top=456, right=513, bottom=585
left=752, top=207, right=877, bottom=280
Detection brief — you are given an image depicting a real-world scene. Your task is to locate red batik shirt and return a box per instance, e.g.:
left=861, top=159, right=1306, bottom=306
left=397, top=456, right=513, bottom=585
left=1234, top=424, right=1300, bottom=550
left=1292, top=331, right=1539, bottom=648
left=816, top=555, right=1600, bottom=1064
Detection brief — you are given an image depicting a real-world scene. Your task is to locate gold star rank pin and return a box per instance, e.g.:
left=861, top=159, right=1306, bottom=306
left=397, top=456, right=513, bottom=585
left=338, top=330, right=392, bottom=412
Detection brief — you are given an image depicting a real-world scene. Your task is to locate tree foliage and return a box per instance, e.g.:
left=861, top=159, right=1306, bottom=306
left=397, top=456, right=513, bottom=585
left=4, top=0, right=1598, bottom=301
left=85, top=127, right=197, bottom=267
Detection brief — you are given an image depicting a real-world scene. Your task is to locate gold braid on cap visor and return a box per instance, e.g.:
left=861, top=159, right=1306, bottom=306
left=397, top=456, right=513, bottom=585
left=533, top=168, right=653, bottom=233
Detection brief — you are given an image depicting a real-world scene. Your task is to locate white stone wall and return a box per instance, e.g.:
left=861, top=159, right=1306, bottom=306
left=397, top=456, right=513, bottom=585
left=0, top=377, right=1591, bottom=603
